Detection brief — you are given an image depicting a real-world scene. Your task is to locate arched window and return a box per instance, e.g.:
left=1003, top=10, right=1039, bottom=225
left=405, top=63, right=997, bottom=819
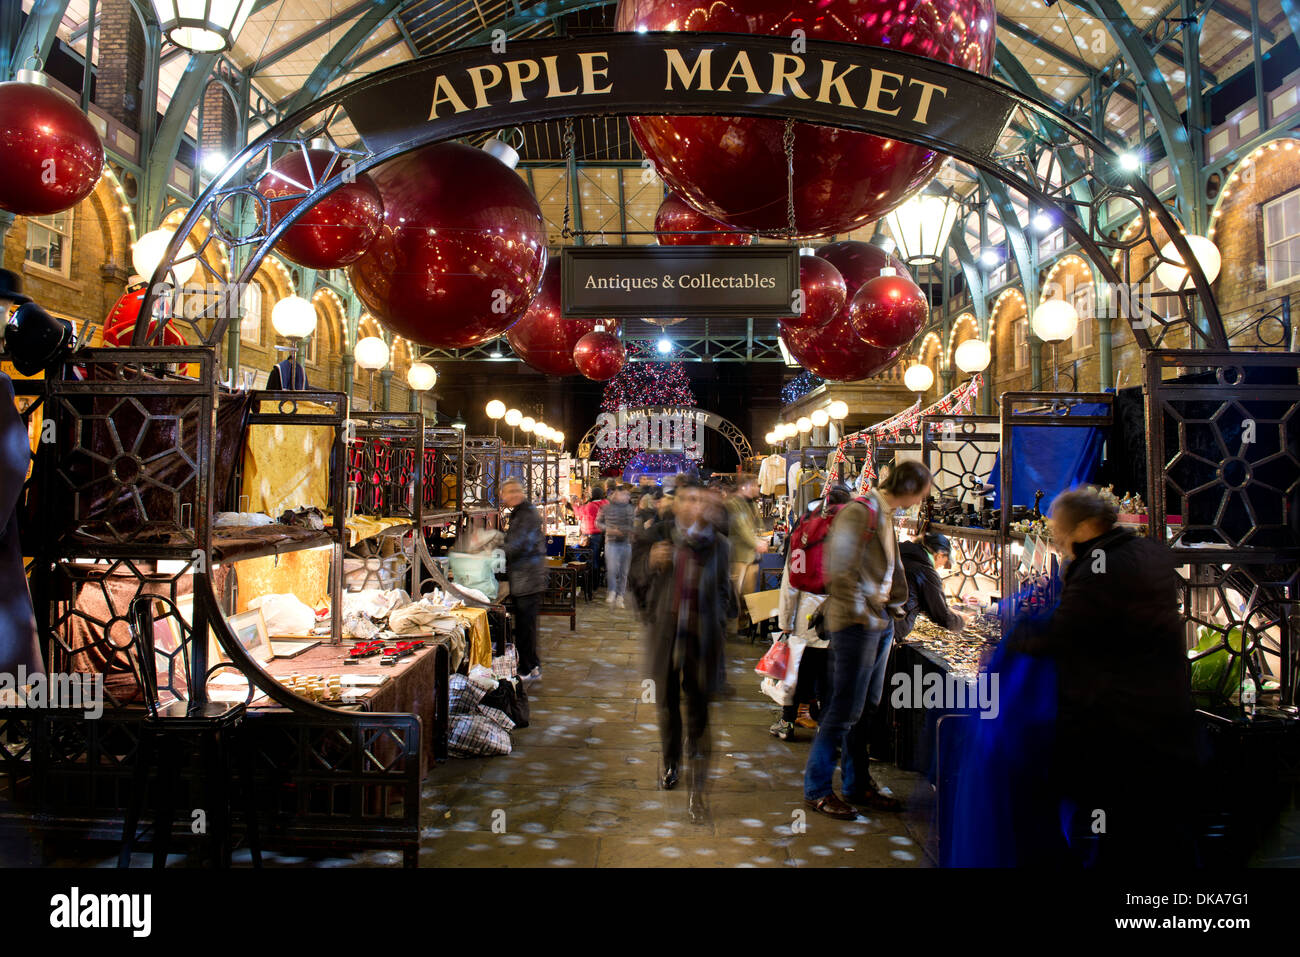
left=240, top=282, right=263, bottom=346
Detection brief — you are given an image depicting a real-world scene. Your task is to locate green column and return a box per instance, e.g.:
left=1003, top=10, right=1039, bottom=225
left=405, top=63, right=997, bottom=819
left=342, top=351, right=354, bottom=406
left=1097, top=315, right=1113, bottom=392
left=380, top=369, right=392, bottom=411
left=1030, top=340, right=1044, bottom=392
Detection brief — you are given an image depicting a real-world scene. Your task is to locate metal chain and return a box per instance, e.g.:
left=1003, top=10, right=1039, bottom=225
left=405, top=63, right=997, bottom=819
left=561, top=117, right=576, bottom=240
left=784, top=118, right=796, bottom=240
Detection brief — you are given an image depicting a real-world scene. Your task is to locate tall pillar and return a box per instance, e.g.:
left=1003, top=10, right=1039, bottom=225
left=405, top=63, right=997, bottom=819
left=1030, top=340, right=1043, bottom=392
left=1097, top=315, right=1114, bottom=392
left=380, top=369, right=392, bottom=411
left=94, top=0, right=145, bottom=131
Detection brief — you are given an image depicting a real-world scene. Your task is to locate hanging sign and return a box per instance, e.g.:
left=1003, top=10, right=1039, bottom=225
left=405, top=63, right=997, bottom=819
left=561, top=245, right=799, bottom=318
left=339, top=33, right=1016, bottom=162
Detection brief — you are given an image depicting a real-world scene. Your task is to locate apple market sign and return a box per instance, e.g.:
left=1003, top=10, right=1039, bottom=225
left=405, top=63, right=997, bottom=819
left=340, top=33, right=1015, bottom=161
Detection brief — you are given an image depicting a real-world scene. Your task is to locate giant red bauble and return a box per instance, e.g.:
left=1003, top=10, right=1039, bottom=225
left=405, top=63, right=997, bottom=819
left=783, top=254, right=846, bottom=330
left=348, top=143, right=547, bottom=349
left=507, top=261, right=620, bottom=376
left=0, top=78, right=103, bottom=216
left=573, top=330, right=627, bottom=381
left=816, top=241, right=910, bottom=301
left=654, top=193, right=752, bottom=245
left=848, top=272, right=930, bottom=349
left=615, top=0, right=995, bottom=236
left=781, top=311, right=902, bottom=381
left=256, top=148, right=383, bottom=269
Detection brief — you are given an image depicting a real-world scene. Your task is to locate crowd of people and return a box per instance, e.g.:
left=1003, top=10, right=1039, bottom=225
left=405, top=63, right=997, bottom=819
left=502, top=467, right=1197, bottom=863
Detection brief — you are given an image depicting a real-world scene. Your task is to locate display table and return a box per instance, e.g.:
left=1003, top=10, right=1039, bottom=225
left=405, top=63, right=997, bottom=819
left=249, top=636, right=451, bottom=776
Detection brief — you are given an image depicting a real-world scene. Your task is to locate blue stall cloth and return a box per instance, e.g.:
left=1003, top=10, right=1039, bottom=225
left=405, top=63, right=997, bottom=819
left=622, top=451, right=693, bottom=485
left=986, top=403, right=1108, bottom=510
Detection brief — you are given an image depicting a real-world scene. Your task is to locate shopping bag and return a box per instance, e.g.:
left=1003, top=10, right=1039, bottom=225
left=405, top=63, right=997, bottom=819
left=760, top=676, right=796, bottom=706
left=492, top=644, right=519, bottom=679
left=755, top=636, right=790, bottom=680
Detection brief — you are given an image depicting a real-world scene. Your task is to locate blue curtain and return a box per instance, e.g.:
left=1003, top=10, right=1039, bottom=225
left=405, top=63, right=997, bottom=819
left=986, top=402, right=1108, bottom=509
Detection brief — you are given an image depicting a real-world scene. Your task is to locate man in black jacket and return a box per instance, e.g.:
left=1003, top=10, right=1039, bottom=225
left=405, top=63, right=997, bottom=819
left=643, top=477, right=737, bottom=825
left=1004, top=487, right=1196, bottom=867
left=502, top=477, right=546, bottom=681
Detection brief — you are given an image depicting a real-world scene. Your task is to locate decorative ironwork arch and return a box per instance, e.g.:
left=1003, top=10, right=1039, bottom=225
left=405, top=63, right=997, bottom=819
left=137, top=31, right=1228, bottom=355
left=577, top=406, right=754, bottom=464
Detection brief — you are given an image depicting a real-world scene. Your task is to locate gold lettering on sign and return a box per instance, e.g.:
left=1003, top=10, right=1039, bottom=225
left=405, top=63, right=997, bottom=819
left=579, top=52, right=613, bottom=94
left=907, top=78, right=948, bottom=124
left=665, top=48, right=713, bottom=91
left=543, top=55, right=580, bottom=97
left=718, top=51, right=763, bottom=94
left=505, top=59, right=541, bottom=102
left=864, top=68, right=904, bottom=116
left=467, top=64, right=503, bottom=109
left=428, top=74, right=470, bottom=119
left=816, top=59, right=860, bottom=108
left=769, top=54, right=811, bottom=99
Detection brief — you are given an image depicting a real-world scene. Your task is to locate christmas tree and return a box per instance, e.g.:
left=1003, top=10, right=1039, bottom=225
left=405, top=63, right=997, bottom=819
left=597, top=357, right=697, bottom=476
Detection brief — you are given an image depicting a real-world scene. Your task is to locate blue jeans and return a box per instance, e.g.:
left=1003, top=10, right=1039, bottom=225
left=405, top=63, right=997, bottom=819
left=605, top=540, right=631, bottom=597
left=803, top=623, right=890, bottom=801
left=867, top=627, right=896, bottom=710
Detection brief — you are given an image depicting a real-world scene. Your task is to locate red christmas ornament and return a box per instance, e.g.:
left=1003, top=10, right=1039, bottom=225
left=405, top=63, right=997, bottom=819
left=573, top=329, right=627, bottom=381
left=0, top=74, right=103, bottom=216
left=780, top=311, right=902, bottom=382
left=784, top=254, right=846, bottom=330
left=615, top=0, right=995, bottom=236
left=506, top=261, right=620, bottom=376
left=817, top=241, right=910, bottom=301
left=654, top=193, right=752, bottom=246
left=348, top=143, right=547, bottom=349
left=848, top=271, right=930, bottom=349
left=256, top=148, right=383, bottom=269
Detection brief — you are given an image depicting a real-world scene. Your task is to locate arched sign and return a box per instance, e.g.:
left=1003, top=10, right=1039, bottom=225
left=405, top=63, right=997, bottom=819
left=138, top=31, right=1225, bottom=353
left=578, top=405, right=754, bottom=464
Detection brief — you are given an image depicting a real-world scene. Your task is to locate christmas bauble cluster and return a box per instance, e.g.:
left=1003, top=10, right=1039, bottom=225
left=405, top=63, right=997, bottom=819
left=615, top=0, right=995, bottom=238
left=507, top=261, right=624, bottom=377
left=0, top=73, right=104, bottom=216
left=779, top=241, right=929, bottom=381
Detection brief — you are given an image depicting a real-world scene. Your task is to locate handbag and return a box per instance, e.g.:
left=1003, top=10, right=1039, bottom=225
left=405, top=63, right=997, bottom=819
left=481, top=676, right=531, bottom=729
left=755, top=636, right=791, bottom=681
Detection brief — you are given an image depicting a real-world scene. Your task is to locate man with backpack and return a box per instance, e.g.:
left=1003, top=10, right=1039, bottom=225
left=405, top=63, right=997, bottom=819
left=803, top=460, right=934, bottom=820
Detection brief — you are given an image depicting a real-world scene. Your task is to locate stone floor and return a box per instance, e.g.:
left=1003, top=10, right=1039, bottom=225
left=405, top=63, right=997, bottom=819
left=24, top=591, right=939, bottom=867
left=413, top=593, right=938, bottom=868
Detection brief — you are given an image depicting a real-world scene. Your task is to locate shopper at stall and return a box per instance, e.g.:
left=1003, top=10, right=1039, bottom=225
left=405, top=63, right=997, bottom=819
left=803, top=460, right=933, bottom=820
left=842, top=531, right=973, bottom=811
left=643, top=476, right=736, bottom=825
left=598, top=484, right=636, bottom=608
left=999, top=486, right=1196, bottom=866
left=725, top=474, right=766, bottom=638
left=502, top=476, right=546, bottom=681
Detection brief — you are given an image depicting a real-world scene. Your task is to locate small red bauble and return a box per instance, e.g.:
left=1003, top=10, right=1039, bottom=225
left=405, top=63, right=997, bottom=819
left=654, top=194, right=752, bottom=246
left=784, top=254, right=846, bottom=330
left=256, top=148, right=383, bottom=269
left=573, top=329, right=627, bottom=381
left=348, top=143, right=547, bottom=349
left=780, top=311, right=902, bottom=382
left=848, top=272, right=930, bottom=349
left=507, top=261, right=620, bottom=376
left=615, top=0, right=995, bottom=236
left=0, top=77, right=103, bottom=216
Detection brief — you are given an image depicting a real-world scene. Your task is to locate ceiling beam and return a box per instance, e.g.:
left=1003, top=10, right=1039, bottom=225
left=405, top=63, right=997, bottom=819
left=279, top=0, right=405, bottom=118
left=1211, top=0, right=1274, bottom=44
left=251, top=0, right=373, bottom=73
left=3, top=0, right=71, bottom=80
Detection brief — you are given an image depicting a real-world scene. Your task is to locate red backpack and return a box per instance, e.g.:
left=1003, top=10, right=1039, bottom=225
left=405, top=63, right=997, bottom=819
left=786, top=496, right=879, bottom=595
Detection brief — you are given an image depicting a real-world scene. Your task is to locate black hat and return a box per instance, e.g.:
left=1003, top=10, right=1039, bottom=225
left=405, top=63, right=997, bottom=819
left=0, top=269, right=32, bottom=306
left=922, top=532, right=953, bottom=556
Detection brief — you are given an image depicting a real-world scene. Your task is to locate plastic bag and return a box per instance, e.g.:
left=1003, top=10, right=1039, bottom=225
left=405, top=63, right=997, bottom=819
left=755, top=636, right=790, bottom=680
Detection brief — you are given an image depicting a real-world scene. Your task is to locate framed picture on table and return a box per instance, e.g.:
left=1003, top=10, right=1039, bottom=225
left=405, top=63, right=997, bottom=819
left=223, top=609, right=275, bottom=664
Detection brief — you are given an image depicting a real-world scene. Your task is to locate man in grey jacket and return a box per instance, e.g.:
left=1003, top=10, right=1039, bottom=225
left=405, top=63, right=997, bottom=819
left=502, top=477, right=546, bottom=680
left=803, top=461, right=933, bottom=820
left=597, top=485, right=636, bottom=608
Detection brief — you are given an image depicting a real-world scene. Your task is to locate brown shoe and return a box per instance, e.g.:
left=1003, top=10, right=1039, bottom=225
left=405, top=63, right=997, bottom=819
left=804, top=793, right=858, bottom=821
left=794, top=703, right=818, bottom=729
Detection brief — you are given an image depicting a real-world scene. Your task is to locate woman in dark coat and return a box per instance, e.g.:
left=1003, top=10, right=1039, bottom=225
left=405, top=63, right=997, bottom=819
left=641, top=477, right=737, bottom=824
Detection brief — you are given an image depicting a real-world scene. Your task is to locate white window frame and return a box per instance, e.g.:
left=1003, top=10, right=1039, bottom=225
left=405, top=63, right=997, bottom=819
left=1263, top=188, right=1300, bottom=288
left=1072, top=282, right=1095, bottom=351
left=1014, top=317, right=1029, bottom=370
left=25, top=211, right=73, bottom=277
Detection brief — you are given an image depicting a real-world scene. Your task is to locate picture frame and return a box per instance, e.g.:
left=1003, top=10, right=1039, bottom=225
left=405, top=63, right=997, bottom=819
left=224, top=609, right=275, bottom=664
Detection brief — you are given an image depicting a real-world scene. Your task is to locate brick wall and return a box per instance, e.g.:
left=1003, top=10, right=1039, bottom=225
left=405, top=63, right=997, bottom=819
left=95, top=0, right=145, bottom=131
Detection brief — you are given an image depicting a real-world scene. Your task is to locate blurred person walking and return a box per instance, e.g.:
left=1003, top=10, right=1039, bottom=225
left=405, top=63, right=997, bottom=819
left=803, top=461, right=933, bottom=820
left=643, top=477, right=737, bottom=824
left=725, top=474, right=767, bottom=638
left=627, top=490, right=661, bottom=614
left=502, top=476, right=546, bottom=681
left=598, top=485, right=636, bottom=608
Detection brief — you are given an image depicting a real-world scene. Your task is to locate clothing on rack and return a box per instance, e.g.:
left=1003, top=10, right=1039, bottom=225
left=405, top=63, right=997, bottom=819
left=758, top=453, right=787, bottom=496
